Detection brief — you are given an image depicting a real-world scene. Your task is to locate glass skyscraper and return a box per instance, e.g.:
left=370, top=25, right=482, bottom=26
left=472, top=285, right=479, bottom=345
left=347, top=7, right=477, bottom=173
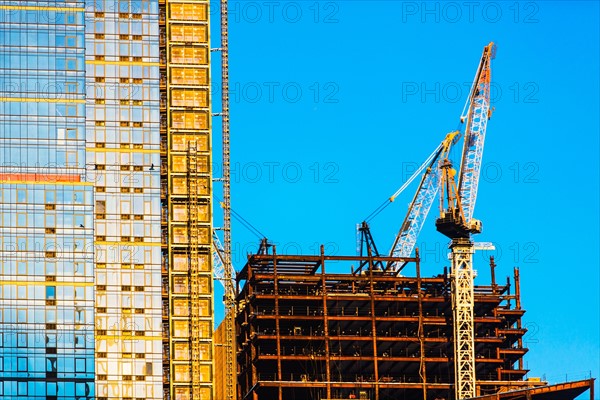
left=0, top=0, right=214, bottom=399
left=0, top=1, right=95, bottom=398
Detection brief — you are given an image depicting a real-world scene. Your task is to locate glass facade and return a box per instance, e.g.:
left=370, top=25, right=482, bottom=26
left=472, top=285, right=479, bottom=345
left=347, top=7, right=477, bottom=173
left=0, top=0, right=214, bottom=399
left=0, top=1, right=95, bottom=399
left=84, top=0, right=163, bottom=399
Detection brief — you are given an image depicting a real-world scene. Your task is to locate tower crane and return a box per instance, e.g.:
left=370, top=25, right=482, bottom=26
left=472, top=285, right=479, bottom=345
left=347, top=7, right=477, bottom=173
left=436, top=42, right=495, bottom=400
left=359, top=130, right=460, bottom=274
left=387, top=130, right=460, bottom=270
left=359, top=42, right=495, bottom=399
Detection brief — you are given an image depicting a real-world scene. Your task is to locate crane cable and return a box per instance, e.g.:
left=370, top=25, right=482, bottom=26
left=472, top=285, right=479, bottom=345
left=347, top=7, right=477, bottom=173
left=364, top=142, right=443, bottom=224
left=214, top=195, right=267, bottom=240
left=364, top=48, right=488, bottom=226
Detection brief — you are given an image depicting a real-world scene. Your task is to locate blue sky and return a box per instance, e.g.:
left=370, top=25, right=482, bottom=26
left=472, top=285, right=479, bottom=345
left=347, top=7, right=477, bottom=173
left=210, top=0, right=600, bottom=390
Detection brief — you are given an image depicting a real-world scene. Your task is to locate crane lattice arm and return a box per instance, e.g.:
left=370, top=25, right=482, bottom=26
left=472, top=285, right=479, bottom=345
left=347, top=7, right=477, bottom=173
left=212, top=230, right=236, bottom=291
left=388, top=131, right=460, bottom=265
left=457, top=42, right=495, bottom=224
left=437, top=42, right=495, bottom=238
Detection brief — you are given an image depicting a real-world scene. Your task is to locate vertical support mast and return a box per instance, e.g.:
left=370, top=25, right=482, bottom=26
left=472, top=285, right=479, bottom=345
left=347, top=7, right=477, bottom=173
left=221, top=2, right=231, bottom=253
left=220, top=0, right=236, bottom=399
left=436, top=43, right=495, bottom=400
left=451, top=239, right=476, bottom=399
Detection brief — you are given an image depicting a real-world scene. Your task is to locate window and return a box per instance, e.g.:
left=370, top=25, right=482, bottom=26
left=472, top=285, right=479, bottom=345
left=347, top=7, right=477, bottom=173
left=174, top=365, right=190, bottom=382
left=171, top=111, right=208, bottom=130
left=172, top=254, right=187, bottom=271
left=73, top=191, right=84, bottom=204
left=170, top=25, right=207, bottom=42
left=75, top=358, right=86, bottom=372
left=199, top=343, right=211, bottom=360
left=47, top=382, right=58, bottom=396
left=198, top=321, right=211, bottom=339
left=171, top=67, right=208, bottom=86
left=18, top=381, right=27, bottom=395
left=173, top=299, right=189, bottom=316
left=46, top=286, right=56, bottom=299
left=66, top=11, right=77, bottom=25
left=66, top=128, right=78, bottom=139
left=200, top=365, right=211, bottom=382
left=172, top=320, right=189, bottom=337
left=45, top=214, right=56, bottom=227
left=173, top=342, right=190, bottom=360
left=172, top=205, right=187, bottom=221
left=172, top=227, right=187, bottom=244
left=45, top=190, right=56, bottom=204
left=199, top=299, right=210, bottom=316
left=16, top=213, right=26, bottom=227
left=171, top=89, right=208, bottom=108
left=65, top=81, right=78, bottom=93
left=74, top=333, right=85, bottom=348
left=170, top=46, right=207, bottom=64
left=47, top=357, right=57, bottom=372
left=66, top=58, right=77, bottom=70
left=17, top=357, right=27, bottom=372
left=17, top=261, right=27, bottom=275
left=172, top=276, right=188, bottom=294
left=46, top=333, right=57, bottom=347
left=66, top=104, right=77, bottom=116
left=66, top=35, right=76, bottom=47
left=74, top=215, right=85, bottom=227
left=96, top=200, right=106, bottom=214
left=16, top=189, right=26, bottom=203
left=198, top=254, right=210, bottom=272
left=17, top=333, right=27, bottom=347
left=170, top=3, right=207, bottom=21
left=67, top=151, right=78, bottom=167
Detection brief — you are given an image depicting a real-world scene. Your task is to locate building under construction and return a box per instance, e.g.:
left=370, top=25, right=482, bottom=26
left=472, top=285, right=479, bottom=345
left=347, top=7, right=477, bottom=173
left=232, top=245, right=594, bottom=400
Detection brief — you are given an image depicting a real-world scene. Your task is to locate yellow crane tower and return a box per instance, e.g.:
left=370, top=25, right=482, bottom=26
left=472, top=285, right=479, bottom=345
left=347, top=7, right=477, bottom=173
left=436, top=42, right=495, bottom=400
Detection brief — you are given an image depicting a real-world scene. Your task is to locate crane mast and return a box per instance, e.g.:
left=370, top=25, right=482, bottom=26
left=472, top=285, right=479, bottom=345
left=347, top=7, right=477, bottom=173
left=436, top=42, right=495, bottom=400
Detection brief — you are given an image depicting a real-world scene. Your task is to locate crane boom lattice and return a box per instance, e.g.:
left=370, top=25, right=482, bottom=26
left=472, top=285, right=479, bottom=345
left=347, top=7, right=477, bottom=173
left=458, top=43, right=494, bottom=224
left=388, top=130, right=460, bottom=269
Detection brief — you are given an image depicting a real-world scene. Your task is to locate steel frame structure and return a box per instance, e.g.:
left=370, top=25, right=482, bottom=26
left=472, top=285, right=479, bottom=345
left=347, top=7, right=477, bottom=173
left=234, top=248, right=534, bottom=400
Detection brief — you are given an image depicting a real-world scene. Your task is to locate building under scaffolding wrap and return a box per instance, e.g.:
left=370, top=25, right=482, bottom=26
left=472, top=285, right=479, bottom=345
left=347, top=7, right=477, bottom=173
left=233, top=246, right=595, bottom=400
left=159, top=1, right=214, bottom=399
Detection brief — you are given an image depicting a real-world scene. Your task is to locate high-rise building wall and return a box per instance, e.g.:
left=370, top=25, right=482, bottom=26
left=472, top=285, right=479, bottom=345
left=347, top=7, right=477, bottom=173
left=0, top=2, right=95, bottom=398
left=84, top=0, right=163, bottom=399
left=159, top=1, right=214, bottom=399
left=1, top=0, right=215, bottom=399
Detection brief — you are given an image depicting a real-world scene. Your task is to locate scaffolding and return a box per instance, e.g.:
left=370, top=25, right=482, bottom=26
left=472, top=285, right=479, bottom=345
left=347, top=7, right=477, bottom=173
left=188, top=143, right=203, bottom=398
left=159, top=1, right=214, bottom=399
